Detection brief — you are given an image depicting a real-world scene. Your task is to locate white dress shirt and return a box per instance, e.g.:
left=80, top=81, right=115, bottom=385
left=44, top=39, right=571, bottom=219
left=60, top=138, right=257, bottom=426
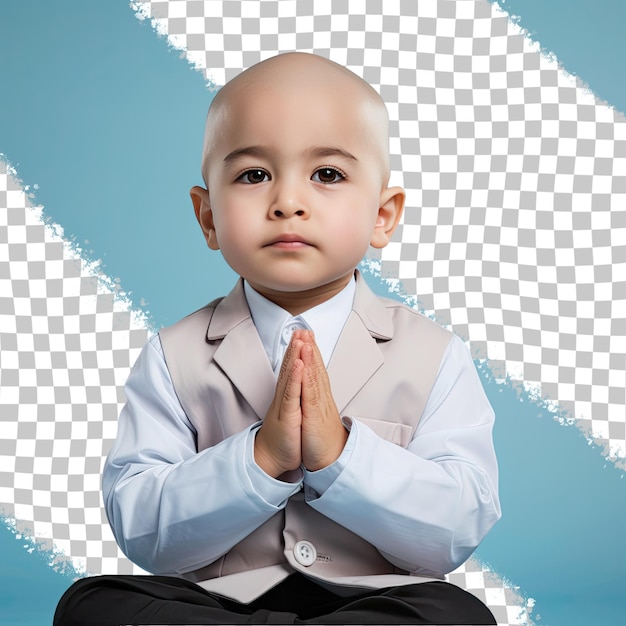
left=103, top=279, right=501, bottom=599
left=243, top=277, right=355, bottom=373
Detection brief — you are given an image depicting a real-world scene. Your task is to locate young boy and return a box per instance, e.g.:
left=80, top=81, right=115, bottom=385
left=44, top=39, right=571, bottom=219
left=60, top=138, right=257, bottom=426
left=55, top=52, right=501, bottom=624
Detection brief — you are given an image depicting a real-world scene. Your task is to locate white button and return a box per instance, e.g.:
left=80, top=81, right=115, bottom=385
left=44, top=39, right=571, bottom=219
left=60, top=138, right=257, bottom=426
left=282, top=320, right=303, bottom=343
left=282, top=325, right=294, bottom=342
left=293, top=540, right=317, bottom=567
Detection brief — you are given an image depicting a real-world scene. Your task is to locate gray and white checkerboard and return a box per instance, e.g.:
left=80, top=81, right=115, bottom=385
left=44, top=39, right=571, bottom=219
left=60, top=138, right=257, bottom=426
left=3, top=0, right=626, bottom=624
left=0, top=161, right=149, bottom=577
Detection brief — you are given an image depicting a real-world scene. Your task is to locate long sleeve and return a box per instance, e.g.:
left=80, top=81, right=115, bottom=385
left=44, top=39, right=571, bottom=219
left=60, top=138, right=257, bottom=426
left=303, top=334, right=501, bottom=577
left=102, top=335, right=302, bottom=575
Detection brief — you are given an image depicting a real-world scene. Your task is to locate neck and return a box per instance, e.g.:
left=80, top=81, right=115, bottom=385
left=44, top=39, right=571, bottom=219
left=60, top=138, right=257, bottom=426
left=247, top=273, right=354, bottom=316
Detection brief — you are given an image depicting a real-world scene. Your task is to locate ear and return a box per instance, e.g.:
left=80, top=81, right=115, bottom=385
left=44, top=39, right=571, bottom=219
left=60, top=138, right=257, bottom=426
left=190, top=185, right=220, bottom=250
left=370, top=186, right=405, bottom=249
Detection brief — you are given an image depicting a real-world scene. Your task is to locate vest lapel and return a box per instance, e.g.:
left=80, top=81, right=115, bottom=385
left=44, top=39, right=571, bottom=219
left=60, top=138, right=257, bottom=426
left=327, top=314, right=384, bottom=413
left=327, top=272, right=394, bottom=414
left=208, top=281, right=276, bottom=420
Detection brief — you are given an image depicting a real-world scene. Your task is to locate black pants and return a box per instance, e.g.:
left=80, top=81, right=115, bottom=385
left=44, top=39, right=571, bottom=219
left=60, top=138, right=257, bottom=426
left=53, top=573, right=497, bottom=625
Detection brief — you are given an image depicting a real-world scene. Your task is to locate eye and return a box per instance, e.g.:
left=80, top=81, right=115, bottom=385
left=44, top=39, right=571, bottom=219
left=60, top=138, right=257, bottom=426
left=311, top=167, right=345, bottom=184
left=237, top=169, right=270, bottom=184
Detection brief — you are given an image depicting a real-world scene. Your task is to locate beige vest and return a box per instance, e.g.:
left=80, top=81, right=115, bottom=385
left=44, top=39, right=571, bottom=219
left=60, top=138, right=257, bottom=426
left=159, top=272, right=450, bottom=593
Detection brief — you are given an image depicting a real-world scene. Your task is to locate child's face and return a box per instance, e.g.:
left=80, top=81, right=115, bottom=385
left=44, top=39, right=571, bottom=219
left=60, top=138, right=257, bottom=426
left=192, top=54, right=404, bottom=311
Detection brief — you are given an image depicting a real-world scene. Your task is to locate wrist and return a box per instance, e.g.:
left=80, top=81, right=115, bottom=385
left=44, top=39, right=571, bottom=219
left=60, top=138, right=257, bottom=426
left=304, top=425, right=349, bottom=471
left=253, top=435, right=283, bottom=479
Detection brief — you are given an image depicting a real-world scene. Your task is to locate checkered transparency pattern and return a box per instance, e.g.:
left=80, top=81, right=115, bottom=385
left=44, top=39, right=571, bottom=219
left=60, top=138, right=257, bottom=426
left=0, top=160, right=148, bottom=577
left=132, top=0, right=626, bottom=466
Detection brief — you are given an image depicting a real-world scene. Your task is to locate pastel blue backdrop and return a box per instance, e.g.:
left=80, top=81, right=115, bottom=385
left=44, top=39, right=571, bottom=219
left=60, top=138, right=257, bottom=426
left=0, top=1, right=624, bottom=625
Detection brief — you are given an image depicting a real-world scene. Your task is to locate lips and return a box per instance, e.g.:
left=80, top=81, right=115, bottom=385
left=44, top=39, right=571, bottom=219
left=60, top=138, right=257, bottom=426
left=264, top=233, right=313, bottom=248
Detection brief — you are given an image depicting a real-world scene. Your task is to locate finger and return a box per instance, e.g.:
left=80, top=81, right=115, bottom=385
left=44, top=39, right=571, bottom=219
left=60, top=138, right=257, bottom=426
left=310, top=337, right=323, bottom=364
left=300, top=341, right=314, bottom=367
left=307, top=338, right=330, bottom=385
left=297, top=329, right=315, bottom=344
left=281, top=358, right=304, bottom=417
left=291, top=328, right=306, bottom=343
left=300, top=344, right=321, bottom=413
left=276, top=337, right=302, bottom=390
left=303, top=341, right=338, bottom=420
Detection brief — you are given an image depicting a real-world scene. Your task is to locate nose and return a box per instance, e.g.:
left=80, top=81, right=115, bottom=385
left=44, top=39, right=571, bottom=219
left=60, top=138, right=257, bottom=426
left=269, top=180, right=309, bottom=219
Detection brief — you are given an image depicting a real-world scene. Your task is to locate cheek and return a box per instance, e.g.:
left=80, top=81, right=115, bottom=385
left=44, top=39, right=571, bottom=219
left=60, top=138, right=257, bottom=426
left=214, top=209, right=261, bottom=256
left=329, top=217, right=377, bottom=260
left=211, top=198, right=251, bottom=239
left=335, top=199, right=380, bottom=237
left=215, top=231, right=253, bottom=274
left=217, top=222, right=250, bottom=250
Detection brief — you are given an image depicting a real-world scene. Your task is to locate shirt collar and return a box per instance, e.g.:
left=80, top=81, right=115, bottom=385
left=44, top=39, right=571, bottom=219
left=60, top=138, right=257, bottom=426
left=243, top=277, right=356, bottom=373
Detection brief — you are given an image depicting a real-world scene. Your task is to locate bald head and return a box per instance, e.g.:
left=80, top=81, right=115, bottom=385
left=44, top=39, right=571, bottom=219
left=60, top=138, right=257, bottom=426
left=201, top=52, right=391, bottom=184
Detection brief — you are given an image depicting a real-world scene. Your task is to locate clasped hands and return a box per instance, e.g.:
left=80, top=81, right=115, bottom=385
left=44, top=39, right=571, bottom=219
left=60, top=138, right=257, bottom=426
left=254, top=330, right=348, bottom=479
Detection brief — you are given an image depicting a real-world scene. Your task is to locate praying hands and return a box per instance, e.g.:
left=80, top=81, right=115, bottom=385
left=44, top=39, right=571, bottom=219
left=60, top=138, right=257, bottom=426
left=254, top=330, right=349, bottom=478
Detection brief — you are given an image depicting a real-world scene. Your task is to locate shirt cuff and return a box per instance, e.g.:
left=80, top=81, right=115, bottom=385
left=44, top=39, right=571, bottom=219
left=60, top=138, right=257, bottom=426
left=245, top=423, right=303, bottom=506
left=303, top=417, right=356, bottom=498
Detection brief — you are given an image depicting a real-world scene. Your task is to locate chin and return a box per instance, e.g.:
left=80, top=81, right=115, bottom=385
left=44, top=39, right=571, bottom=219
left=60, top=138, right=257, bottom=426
left=269, top=281, right=322, bottom=293
left=256, top=276, right=330, bottom=294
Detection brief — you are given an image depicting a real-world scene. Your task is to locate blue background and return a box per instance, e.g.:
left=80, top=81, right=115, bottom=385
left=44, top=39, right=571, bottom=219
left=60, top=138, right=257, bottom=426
left=1, top=1, right=625, bottom=624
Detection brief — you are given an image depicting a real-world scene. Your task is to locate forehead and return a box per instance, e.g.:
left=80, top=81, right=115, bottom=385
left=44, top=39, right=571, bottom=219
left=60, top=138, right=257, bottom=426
left=217, top=82, right=373, bottom=150
left=203, top=55, right=389, bottom=172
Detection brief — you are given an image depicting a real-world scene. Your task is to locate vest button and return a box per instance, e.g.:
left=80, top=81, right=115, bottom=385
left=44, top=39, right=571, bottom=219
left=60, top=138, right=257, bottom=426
left=293, top=540, right=317, bottom=567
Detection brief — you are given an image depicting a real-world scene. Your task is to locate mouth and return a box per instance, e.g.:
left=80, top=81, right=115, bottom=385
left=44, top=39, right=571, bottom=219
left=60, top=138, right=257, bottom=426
left=264, top=234, right=313, bottom=249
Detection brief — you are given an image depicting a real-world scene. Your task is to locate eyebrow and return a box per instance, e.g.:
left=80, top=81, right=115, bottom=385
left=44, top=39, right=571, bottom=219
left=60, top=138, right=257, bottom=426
left=305, top=146, right=358, bottom=162
left=223, top=146, right=267, bottom=164
left=223, top=145, right=358, bottom=164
